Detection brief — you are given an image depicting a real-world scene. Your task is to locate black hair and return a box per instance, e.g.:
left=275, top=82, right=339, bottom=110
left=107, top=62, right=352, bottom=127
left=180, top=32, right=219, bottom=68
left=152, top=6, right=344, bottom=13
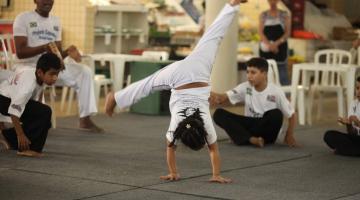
left=169, top=108, right=208, bottom=151
left=357, top=76, right=360, bottom=82
left=36, top=53, right=61, bottom=72
left=246, top=57, right=268, bottom=72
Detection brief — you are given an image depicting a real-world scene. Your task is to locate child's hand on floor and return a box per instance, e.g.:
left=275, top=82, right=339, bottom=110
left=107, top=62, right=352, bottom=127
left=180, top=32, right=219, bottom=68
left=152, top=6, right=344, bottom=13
left=17, top=134, right=31, bottom=151
left=284, top=134, right=299, bottom=148
left=209, top=175, right=232, bottom=184
left=160, top=173, right=180, bottom=181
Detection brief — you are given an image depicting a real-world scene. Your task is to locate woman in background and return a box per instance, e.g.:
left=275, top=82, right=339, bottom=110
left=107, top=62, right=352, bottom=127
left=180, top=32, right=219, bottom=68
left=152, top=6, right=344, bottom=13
left=259, top=0, right=291, bottom=85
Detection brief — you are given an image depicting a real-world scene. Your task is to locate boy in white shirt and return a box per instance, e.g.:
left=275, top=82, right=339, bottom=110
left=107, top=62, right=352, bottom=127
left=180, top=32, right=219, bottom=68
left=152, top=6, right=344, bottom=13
left=105, top=0, right=248, bottom=183
left=324, top=76, right=360, bottom=156
left=0, top=53, right=61, bottom=157
left=211, top=57, right=298, bottom=147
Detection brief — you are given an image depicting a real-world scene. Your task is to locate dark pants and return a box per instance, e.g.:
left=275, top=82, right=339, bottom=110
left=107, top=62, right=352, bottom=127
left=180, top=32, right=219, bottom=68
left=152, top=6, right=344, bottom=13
left=213, top=108, right=283, bottom=145
left=324, top=130, right=360, bottom=157
left=0, top=95, right=51, bottom=152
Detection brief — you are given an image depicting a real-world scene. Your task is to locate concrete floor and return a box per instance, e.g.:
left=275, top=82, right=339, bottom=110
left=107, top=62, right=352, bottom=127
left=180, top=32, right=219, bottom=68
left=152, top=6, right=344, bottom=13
left=1, top=95, right=360, bottom=200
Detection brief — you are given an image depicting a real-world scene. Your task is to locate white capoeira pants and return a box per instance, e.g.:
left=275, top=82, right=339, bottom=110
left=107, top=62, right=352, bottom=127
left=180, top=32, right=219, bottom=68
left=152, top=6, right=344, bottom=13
left=56, top=61, right=97, bottom=118
left=114, top=3, right=239, bottom=143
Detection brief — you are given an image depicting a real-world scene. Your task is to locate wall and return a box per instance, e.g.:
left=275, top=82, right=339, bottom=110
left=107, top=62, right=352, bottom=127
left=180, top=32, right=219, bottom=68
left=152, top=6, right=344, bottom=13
left=1, top=0, right=95, bottom=53
left=315, top=0, right=360, bottom=22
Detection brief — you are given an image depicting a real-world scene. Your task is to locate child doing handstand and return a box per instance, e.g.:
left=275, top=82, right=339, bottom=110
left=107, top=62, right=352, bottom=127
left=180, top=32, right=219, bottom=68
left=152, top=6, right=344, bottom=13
left=105, top=0, right=248, bottom=183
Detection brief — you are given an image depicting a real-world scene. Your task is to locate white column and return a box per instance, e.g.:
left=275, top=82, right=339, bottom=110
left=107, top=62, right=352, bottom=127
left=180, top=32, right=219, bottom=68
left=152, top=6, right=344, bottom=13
left=206, top=0, right=238, bottom=92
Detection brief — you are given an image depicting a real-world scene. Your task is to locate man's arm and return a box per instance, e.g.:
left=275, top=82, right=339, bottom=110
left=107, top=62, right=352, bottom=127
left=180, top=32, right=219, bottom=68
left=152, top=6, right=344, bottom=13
left=14, top=36, right=48, bottom=59
left=208, top=143, right=231, bottom=183
left=14, top=36, right=67, bottom=59
left=284, top=113, right=298, bottom=147
left=160, top=142, right=180, bottom=181
left=10, top=115, right=31, bottom=151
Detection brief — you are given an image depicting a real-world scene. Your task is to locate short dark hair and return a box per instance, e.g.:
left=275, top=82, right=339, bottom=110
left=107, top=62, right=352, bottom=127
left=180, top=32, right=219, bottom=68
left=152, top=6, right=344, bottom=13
left=36, top=53, right=61, bottom=72
left=357, top=76, right=360, bottom=82
left=169, top=108, right=208, bottom=151
left=246, top=57, right=268, bottom=72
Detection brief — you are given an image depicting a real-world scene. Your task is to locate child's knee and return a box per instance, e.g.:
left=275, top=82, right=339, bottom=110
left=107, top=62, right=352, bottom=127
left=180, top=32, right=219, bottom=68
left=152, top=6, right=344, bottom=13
left=323, top=130, right=337, bottom=143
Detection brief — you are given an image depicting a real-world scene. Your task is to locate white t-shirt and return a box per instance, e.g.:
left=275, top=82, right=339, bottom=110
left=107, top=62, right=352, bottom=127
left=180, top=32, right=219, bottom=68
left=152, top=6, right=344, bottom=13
left=0, top=68, right=44, bottom=117
left=13, top=11, right=61, bottom=68
left=166, top=86, right=217, bottom=145
left=348, top=99, right=360, bottom=133
left=226, top=82, right=294, bottom=118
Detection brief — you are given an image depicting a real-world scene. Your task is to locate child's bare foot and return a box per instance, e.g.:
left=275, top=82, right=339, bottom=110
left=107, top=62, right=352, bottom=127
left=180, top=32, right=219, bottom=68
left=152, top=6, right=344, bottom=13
left=160, top=173, right=180, bottom=181
left=209, top=175, right=232, bottom=184
left=17, top=150, right=43, bottom=157
left=79, top=116, right=104, bottom=133
left=250, top=137, right=264, bottom=148
left=105, top=92, right=116, bottom=117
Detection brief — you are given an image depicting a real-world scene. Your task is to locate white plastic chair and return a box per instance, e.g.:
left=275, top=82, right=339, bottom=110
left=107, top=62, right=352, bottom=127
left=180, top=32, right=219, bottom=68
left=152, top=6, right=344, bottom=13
left=307, top=49, right=352, bottom=124
left=0, top=34, right=15, bottom=70
left=350, top=46, right=360, bottom=79
left=267, top=59, right=308, bottom=125
left=350, top=46, right=360, bottom=66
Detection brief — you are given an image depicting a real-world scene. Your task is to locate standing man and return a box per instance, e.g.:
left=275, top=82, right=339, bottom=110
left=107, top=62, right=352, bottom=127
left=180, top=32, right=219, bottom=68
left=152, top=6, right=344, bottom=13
left=13, top=0, right=103, bottom=132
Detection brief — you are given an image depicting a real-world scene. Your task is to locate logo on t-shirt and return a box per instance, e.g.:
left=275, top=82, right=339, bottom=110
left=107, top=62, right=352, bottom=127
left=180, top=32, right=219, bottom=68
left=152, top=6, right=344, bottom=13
left=266, top=95, right=276, bottom=102
left=246, top=88, right=252, bottom=96
left=178, top=107, right=201, bottom=118
left=29, top=22, right=37, bottom=28
left=11, top=104, right=22, bottom=113
left=54, top=26, right=59, bottom=32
